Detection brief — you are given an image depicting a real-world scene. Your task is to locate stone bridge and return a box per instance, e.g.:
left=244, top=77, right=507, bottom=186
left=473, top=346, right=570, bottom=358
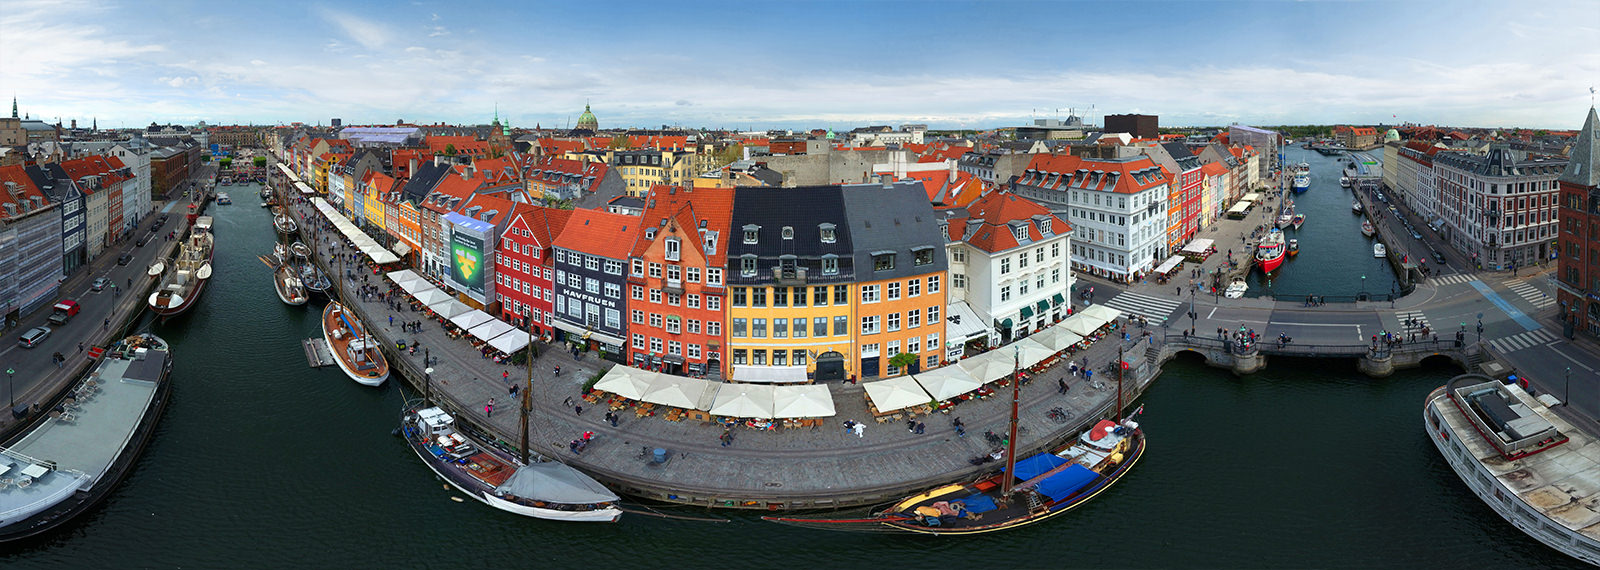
left=1158, top=334, right=1478, bottom=378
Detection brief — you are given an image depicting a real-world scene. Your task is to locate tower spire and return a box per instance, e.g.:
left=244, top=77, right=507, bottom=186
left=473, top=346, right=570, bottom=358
left=10, top=96, right=15, bottom=119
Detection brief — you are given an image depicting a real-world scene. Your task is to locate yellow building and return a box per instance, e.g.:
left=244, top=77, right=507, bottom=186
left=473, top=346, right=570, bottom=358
left=728, top=283, right=857, bottom=380
left=567, top=148, right=696, bottom=197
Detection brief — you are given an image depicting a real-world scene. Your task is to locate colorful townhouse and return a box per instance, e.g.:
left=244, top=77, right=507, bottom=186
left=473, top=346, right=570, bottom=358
left=941, top=190, right=1072, bottom=349
left=495, top=203, right=572, bottom=336
left=841, top=182, right=949, bottom=377
left=626, top=185, right=732, bottom=377
left=550, top=208, right=640, bottom=356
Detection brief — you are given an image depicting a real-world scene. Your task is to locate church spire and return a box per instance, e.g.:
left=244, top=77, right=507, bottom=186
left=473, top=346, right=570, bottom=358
left=1559, top=106, right=1600, bottom=189
left=10, top=96, right=16, bottom=119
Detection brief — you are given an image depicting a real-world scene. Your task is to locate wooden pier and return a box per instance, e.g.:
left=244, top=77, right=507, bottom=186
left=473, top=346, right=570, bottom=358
left=302, top=338, right=335, bottom=368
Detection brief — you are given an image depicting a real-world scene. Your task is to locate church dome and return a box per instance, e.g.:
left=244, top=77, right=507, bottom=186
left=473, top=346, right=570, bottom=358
left=1384, top=128, right=1401, bottom=142
left=576, top=104, right=598, bottom=131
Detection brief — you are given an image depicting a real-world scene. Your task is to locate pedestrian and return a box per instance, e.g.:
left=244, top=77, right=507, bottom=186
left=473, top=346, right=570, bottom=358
left=582, top=430, right=594, bottom=441
left=914, top=422, right=926, bottom=435
left=388, top=315, right=393, bottom=326
left=1058, top=377, right=1069, bottom=394
left=843, top=419, right=856, bottom=433
left=609, top=412, right=620, bottom=427
left=553, top=365, right=561, bottom=377
left=502, top=370, right=510, bottom=382
left=569, top=440, right=582, bottom=454
left=853, top=422, right=866, bottom=438
left=1085, top=369, right=1093, bottom=382
left=103, top=318, right=109, bottom=330
left=574, top=405, right=583, bottom=416
left=509, top=383, right=519, bottom=397
left=486, top=398, right=495, bottom=417
left=720, top=430, right=734, bottom=447
left=78, top=342, right=84, bottom=353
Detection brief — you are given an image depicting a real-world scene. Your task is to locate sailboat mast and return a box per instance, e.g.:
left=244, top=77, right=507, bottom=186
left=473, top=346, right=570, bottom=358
left=519, top=325, right=533, bottom=464
left=1000, top=346, right=1022, bottom=498
left=1116, top=345, right=1125, bottom=422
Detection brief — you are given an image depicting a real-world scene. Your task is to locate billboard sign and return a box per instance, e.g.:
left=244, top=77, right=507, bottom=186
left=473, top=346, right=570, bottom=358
left=444, top=212, right=494, bottom=303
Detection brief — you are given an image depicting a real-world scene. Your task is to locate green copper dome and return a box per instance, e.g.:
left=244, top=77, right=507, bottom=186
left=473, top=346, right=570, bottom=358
left=1384, top=128, right=1401, bottom=142
left=576, top=104, right=598, bottom=131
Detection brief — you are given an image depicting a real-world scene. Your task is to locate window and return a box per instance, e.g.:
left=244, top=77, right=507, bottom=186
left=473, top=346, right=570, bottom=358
left=908, top=309, right=921, bottom=328
left=753, top=318, right=767, bottom=338
left=732, top=287, right=747, bottom=307
left=888, top=282, right=901, bottom=300
left=873, top=253, right=895, bottom=271
left=604, top=308, right=620, bottom=329
left=706, top=268, right=722, bottom=286
left=887, top=313, right=901, bottom=332
left=733, top=349, right=747, bottom=365
left=793, top=350, right=807, bottom=367
left=688, top=344, right=701, bottom=359
left=707, top=296, right=721, bottom=310
left=650, top=289, right=662, bottom=303
left=835, top=285, right=849, bottom=305
left=782, top=226, right=794, bottom=240
left=814, top=317, right=828, bottom=337
left=1052, top=268, right=1060, bottom=283
left=772, top=350, right=787, bottom=366
left=814, top=287, right=829, bottom=306
left=1051, top=242, right=1061, bottom=259
left=1020, top=281, right=1029, bottom=296
left=741, top=256, right=756, bottom=277
left=952, top=248, right=966, bottom=262
left=822, top=254, right=839, bottom=275
left=666, top=317, right=681, bottom=334
left=927, top=333, right=939, bottom=351
left=792, top=286, right=806, bottom=307
left=632, top=285, right=644, bottom=300
left=556, top=250, right=567, bottom=264
left=953, top=274, right=966, bottom=288
left=743, top=224, right=760, bottom=244
left=665, top=237, right=680, bottom=261
left=632, top=309, right=645, bottom=324
left=633, top=334, right=646, bottom=349
left=774, top=287, right=788, bottom=307
left=861, top=315, right=881, bottom=335
left=907, top=279, right=920, bottom=297
left=861, top=284, right=880, bottom=303
left=585, top=256, right=600, bottom=271
left=908, top=336, right=920, bottom=353
left=707, top=321, right=721, bottom=335
left=649, top=262, right=663, bottom=278
left=650, top=337, right=663, bottom=353
left=1036, top=248, right=1045, bottom=264
left=1012, top=225, right=1028, bottom=242
left=861, top=343, right=880, bottom=357
left=605, top=283, right=620, bottom=299
left=1000, top=285, right=1011, bottom=302
left=687, top=294, right=700, bottom=309
left=1000, top=257, right=1011, bottom=274
left=650, top=313, right=663, bottom=328
left=585, top=278, right=599, bottom=294
left=604, top=259, right=622, bottom=275
left=752, top=287, right=767, bottom=307
left=819, top=223, right=836, bottom=243
left=927, top=354, right=939, bottom=368
left=666, top=265, right=681, bottom=282
left=687, top=267, right=701, bottom=282
left=732, top=318, right=747, bottom=337
left=929, top=305, right=940, bottom=323
left=688, top=319, right=701, bottom=334
left=774, top=318, right=788, bottom=338
left=667, top=293, right=681, bottom=306
left=914, top=248, right=934, bottom=266
left=752, top=350, right=766, bottom=365
left=928, top=275, right=940, bottom=293
left=834, top=315, right=849, bottom=336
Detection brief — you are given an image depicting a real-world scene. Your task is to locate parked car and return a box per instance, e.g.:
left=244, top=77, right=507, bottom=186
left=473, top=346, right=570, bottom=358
left=1434, top=251, right=1447, bottom=265
left=1411, top=230, right=1423, bottom=240
left=117, top=252, right=133, bottom=265
left=136, top=233, right=153, bottom=247
left=18, top=326, right=51, bottom=348
left=92, top=277, right=110, bottom=291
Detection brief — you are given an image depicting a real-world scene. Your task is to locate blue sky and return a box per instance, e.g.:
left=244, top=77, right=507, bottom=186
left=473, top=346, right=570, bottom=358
left=4, top=0, right=1598, bottom=130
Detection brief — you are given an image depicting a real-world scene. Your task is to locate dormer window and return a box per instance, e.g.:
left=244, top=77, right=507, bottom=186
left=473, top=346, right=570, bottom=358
left=913, top=247, right=934, bottom=266
left=743, top=224, right=760, bottom=244
left=819, top=223, right=836, bottom=243
left=822, top=254, right=840, bottom=275
left=665, top=237, right=681, bottom=261
left=782, top=226, right=794, bottom=240
left=740, top=254, right=757, bottom=277
left=873, top=252, right=895, bottom=272
left=1012, top=225, right=1029, bottom=242
left=703, top=231, right=718, bottom=255
left=1039, top=219, right=1053, bottom=234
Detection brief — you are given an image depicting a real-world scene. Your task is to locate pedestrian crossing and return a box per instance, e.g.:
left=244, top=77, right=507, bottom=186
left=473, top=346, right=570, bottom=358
left=1486, top=328, right=1559, bottom=354
left=1395, top=310, right=1431, bottom=333
left=1430, top=274, right=1479, bottom=286
left=1099, top=291, right=1186, bottom=321
left=1504, top=278, right=1555, bottom=310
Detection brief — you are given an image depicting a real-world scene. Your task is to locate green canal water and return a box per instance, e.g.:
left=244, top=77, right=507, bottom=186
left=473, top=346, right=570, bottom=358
left=0, top=184, right=1585, bottom=568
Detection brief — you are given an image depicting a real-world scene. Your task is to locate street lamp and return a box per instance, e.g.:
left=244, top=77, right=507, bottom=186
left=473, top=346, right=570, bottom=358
left=6, top=366, right=14, bottom=409
left=1565, top=367, right=1572, bottom=407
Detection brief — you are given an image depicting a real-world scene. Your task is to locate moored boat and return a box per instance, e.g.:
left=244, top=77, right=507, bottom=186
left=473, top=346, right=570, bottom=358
left=1373, top=243, right=1387, bottom=258
left=1291, top=161, right=1311, bottom=193
left=1291, top=213, right=1305, bottom=230
left=273, top=264, right=308, bottom=306
left=273, top=213, right=297, bottom=235
left=399, top=405, right=623, bottom=522
left=290, top=241, right=310, bottom=259
left=147, top=219, right=215, bottom=317
left=1352, top=201, right=1363, bottom=214
left=299, top=263, right=332, bottom=296
left=1339, top=176, right=1351, bottom=188
left=1361, top=220, right=1375, bottom=237
left=321, top=301, right=388, bottom=386
left=1287, top=239, right=1299, bottom=257
left=272, top=242, right=288, bottom=264
left=1255, top=229, right=1287, bottom=273
left=1224, top=277, right=1247, bottom=299
left=0, top=333, right=173, bottom=543
left=215, top=193, right=231, bottom=205
left=1276, top=212, right=1293, bottom=229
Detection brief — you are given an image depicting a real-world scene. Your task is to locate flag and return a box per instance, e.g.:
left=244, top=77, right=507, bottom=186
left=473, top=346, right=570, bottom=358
left=1134, top=404, right=1145, bottom=416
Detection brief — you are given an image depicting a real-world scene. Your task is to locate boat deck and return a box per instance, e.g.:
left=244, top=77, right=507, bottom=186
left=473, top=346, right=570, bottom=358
left=0, top=351, right=163, bottom=518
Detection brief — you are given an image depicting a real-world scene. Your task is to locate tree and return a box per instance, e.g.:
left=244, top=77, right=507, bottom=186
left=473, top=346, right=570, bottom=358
left=444, top=143, right=458, bottom=156
left=219, top=157, right=233, bottom=169
left=608, top=134, right=630, bottom=149
left=889, top=352, right=919, bottom=373
left=253, top=156, right=267, bottom=168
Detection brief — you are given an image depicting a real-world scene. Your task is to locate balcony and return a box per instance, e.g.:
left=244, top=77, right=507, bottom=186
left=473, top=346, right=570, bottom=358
left=773, top=265, right=808, bottom=286
left=665, top=278, right=684, bottom=295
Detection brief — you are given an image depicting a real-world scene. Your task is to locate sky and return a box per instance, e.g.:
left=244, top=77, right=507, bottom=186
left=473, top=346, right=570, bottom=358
left=4, top=0, right=1599, bottom=131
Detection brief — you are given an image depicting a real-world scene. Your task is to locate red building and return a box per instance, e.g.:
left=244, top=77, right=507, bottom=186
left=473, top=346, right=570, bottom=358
left=496, top=203, right=572, bottom=335
left=626, top=185, right=733, bottom=377
left=1557, top=108, right=1600, bottom=339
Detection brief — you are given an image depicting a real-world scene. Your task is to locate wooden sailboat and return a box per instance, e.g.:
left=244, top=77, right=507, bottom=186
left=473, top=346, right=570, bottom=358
left=765, top=347, right=1144, bottom=534
left=273, top=264, right=308, bottom=306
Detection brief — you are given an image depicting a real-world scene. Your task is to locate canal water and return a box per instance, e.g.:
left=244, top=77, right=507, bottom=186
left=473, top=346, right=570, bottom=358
left=1, top=183, right=1584, bottom=568
left=1246, top=150, right=1403, bottom=299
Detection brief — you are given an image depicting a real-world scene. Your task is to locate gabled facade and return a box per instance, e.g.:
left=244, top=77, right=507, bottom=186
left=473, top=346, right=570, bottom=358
left=0, top=165, right=62, bottom=323
left=942, top=190, right=1072, bottom=348
left=842, top=182, right=949, bottom=377
left=1432, top=144, right=1566, bottom=271
left=26, top=164, right=85, bottom=274
left=626, top=185, right=732, bottom=377
left=551, top=209, right=640, bottom=355
left=496, top=203, right=572, bottom=335
left=1010, top=153, right=1170, bottom=283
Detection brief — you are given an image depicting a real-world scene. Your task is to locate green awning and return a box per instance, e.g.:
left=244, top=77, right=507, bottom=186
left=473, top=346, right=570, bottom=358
left=1052, top=293, right=1065, bottom=307
left=1036, top=300, right=1051, bottom=313
left=998, top=318, right=1014, bottom=329
left=1019, top=306, right=1034, bottom=318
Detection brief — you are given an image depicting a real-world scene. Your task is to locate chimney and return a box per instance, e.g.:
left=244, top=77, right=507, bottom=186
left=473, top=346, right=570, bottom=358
left=948, top=160, right=957, bottom=184
left=460, top=166, right=469, bottom=180
left=409, top=158, right=418, bottom=176
left=880, top=174, right=893, bottom=189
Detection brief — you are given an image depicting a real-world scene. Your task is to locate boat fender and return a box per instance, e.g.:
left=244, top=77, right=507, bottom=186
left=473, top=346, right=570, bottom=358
left=1110, top=452, right=1123, bottom=464
left=391, top=427, right=401, bottom=437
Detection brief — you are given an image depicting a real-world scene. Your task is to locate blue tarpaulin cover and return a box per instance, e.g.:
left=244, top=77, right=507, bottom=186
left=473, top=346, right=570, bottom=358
left=1035, top=464, right=1099, bottom=502
left=960, top=494, right=998, bottom=513
left=1009, top=453, right=1069, bottom=480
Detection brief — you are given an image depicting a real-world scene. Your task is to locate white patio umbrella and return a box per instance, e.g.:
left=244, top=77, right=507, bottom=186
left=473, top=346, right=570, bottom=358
left=1030, top=326, right=1085, bottom=353
left=468, top=319, right=515, bottom=343
left=1082, top=303, right=1122, bottom=324
left=450, top=309, right=494, bottom=330
left=709, top=385, right=776, bottom=418
left=862, top=376, right=933, bottom=413
left=411, top=287, right=452, bottom=306
left=593, top=366, right=657, bottom=401
left=1012, top=337, right=1057, bottom=368
left=957, top=351, right=1018, bottom=383
left=640, top=376, right=715, bottom=410
left=429, top=299, right=472, bottom=319
left=1059, top=313, right=1101, bottom=336
left=771, top=384, right=837, bottom=418
left=912, top=366, right=984, bottom=402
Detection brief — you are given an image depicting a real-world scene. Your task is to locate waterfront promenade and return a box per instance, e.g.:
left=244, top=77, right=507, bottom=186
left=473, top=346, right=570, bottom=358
left=279, top=163, right=1600, bottom=509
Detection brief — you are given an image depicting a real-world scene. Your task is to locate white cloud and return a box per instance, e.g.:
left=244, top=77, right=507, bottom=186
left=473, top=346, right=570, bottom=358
left=250, top=59, right=266, bottom=66
left=318, top=8, right=392, bottom=50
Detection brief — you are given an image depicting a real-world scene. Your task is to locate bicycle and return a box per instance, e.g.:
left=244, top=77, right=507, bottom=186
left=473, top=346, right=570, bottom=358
left=1046, top=407, right=1071, bottom=423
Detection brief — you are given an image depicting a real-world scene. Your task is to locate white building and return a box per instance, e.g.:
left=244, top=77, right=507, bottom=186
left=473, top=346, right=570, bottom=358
left=1431, top=144, right=1567, bottom=270
left=1009, top=153, right=1171, bottom=283
left=941, top=190, right=1073, bottom=347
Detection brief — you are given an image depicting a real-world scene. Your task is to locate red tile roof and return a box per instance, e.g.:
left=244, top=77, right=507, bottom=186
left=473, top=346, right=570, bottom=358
left=950, top=190, right=1069, bottom=254
left=1016, top=154, right=1169, bottom=194
left=554, top=208, right=641, bottom=260
left=0, top=165, right=48, bottom=214
left=1200, top=161, right=1229, bottom=176
left=538, top=138, right=587, bottom=155
left=504, top=203, right=573, bottom=249
left=633, top=185, right=734, bottom=264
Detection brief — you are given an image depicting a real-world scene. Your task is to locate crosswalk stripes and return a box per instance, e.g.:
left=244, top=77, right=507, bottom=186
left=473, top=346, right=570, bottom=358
left=1099, top=291, right=1186, bottom=321
left=1395, top=310, right=1431, bottom=332
left=1430, top=274, right=1479, bottom=286
left=1486, top=328, right=1559, bottom=354
left=1504, top=279, right=1555, bottom=310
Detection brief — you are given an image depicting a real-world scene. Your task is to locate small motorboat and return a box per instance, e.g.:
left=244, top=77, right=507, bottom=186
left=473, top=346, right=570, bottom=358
left=1276, top=213, right=1293, bottom=229
left=1288, top=239, right=1299, bottom=257
left=1339, top=176, right=1351, bottom=188
left=290, top=241, right=310, bottom=258
left=1352, top=201, right=1363, bottom=214
left=273, top=213, right=297, bottom=235
left=1361, top=220, right=1376, bottom=237
left=1374, top=243, right=1387, bottom=258
left=272, top=242, right=288, bottom=263
left=216, top=193, right=232, bottom=205
left=1291, top=213, right=1305, bottom=230
left=1224, top=278, right=1248, bottom=299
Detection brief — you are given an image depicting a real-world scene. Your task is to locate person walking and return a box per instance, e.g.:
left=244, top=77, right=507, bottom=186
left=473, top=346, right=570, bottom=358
left=853, top=422, right=866, bottom=438
left=485, top=398, right=495, bottom=418
left=1058, top=377, right=1070, bottom=394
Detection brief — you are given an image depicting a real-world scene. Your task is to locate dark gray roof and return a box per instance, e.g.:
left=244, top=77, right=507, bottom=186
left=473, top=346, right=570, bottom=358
left=840, top=181, right=946, bottom=281
left=1434, top=144, right=1567, bottom=178
left=728, top=185, right=855, bottom=284
left=1560, top=107, right=1600, bottom=188
left=401, top=162, right=451, bottom=203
